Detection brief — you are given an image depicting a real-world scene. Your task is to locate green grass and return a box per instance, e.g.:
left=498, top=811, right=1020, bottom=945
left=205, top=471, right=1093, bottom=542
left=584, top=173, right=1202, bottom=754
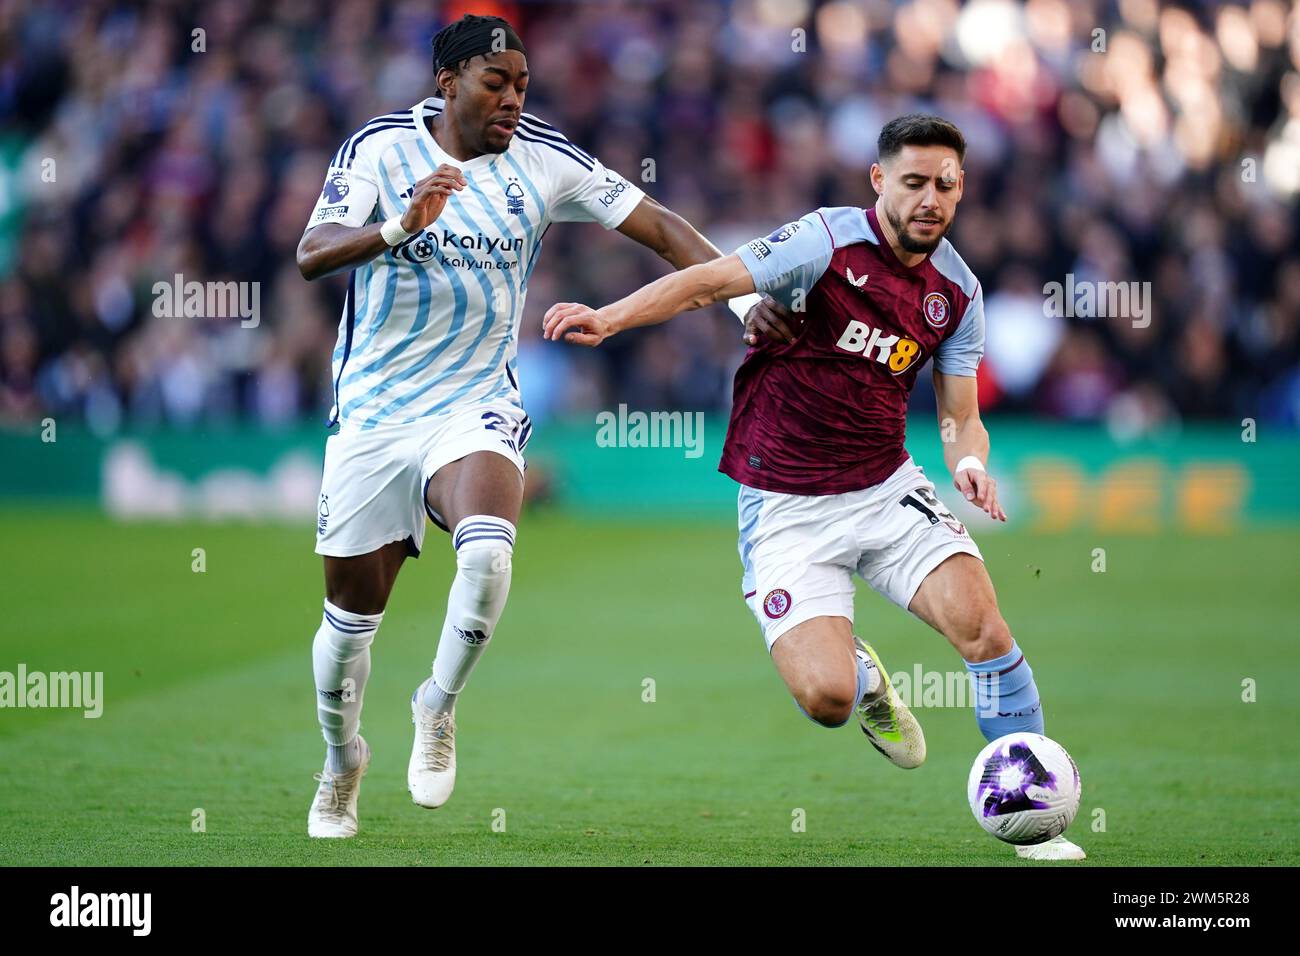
left=0, top=507, right=1296, bottom=866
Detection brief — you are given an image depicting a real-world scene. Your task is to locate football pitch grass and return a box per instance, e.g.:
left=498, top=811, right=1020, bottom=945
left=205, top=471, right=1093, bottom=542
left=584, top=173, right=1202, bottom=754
left=1, top=507, right=1296, bottom=866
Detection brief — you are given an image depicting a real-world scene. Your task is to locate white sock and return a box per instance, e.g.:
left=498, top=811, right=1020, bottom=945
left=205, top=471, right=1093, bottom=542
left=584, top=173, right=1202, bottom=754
left=855, top=644, right=883, bottom=703
left=425, top=515, right=514, bottom=713
left=422, top=679, right=457, bottom=714
left=327, top=738, right=363, bottom=775
left=313, top=599, right=382, bottom=772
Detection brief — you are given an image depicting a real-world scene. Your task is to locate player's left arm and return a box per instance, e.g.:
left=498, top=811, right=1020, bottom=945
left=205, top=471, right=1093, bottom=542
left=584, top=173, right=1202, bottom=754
left=932, top=281, right=1004, bottom=521
left=615, top=195, right=724, bottom=270
left=933, top=371, right=1005, bottom=522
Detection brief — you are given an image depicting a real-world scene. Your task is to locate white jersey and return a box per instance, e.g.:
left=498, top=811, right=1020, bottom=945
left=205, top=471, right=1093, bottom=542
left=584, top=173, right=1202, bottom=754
left=308, top=97, right=645, bottom=430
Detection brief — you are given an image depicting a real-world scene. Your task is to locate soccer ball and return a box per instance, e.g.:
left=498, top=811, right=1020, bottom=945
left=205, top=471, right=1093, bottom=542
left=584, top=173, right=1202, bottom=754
left=967, top=732, right=1081, bottom=845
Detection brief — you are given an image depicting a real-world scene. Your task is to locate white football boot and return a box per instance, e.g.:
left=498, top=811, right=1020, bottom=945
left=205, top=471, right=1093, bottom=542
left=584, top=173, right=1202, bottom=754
left=307, top=736, right=371, bottom=839
left=853, top=636, right=926, bottom=769
left=1016, top=834, right=1087, bottom=860
left=408, top=678, right=457, bottom=808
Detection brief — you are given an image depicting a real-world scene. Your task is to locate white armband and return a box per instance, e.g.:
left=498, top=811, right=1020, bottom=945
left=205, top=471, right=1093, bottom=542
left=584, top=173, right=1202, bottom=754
left=955, top=455, right=985, bottom=474
left=380, top=215, right=414, bottom=247
left=727, top=292, right=762, bottom=325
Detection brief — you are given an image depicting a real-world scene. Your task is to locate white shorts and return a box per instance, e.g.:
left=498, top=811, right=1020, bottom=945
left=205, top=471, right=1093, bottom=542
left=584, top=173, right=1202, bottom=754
left=738, top=456, right=982, bottom=650
left=314, top=400, right=530, bottom=559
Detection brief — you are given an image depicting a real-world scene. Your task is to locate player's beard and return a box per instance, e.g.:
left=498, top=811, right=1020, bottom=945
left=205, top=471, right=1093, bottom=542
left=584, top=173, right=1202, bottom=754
left=481, top=129, right=512, bottom=153
left=885, top=204, right=951, bottom=255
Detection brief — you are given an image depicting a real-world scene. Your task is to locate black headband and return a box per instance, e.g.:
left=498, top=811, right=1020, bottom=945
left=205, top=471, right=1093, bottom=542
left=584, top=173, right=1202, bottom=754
left=432, top=15, right=526, bottom=74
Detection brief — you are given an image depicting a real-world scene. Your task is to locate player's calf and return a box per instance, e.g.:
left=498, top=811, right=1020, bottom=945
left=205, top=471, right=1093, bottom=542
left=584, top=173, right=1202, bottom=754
left=910, top=557, right=1043, bottom=744
left=409, top=515, right=514, bottom=809
left=959, top=608, right=1043, bottom=742
left=965, top=638, right=1044, bottom=742
left=312, top=600, right=383, bottom=773
left=422, top=514, right=514, bottom=711
left=950, top=605, right=1014, bottom=665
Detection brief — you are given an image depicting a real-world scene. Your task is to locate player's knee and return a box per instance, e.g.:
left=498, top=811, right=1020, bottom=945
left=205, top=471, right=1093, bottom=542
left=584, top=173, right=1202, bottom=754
left=315, top=625, right=374, bottom=663
left=316, top=602, right=381, bottom=661
left=453, top=519, right=514, bottom=613
left=456, top=538, right=512, bottom=574
left=961, top=609, right=1013, bottom=663
left=453, top=516, right=514, bottom=574
left=793, top=676, right=858, bottom=727
left=456, top=540, right=512, bottom=603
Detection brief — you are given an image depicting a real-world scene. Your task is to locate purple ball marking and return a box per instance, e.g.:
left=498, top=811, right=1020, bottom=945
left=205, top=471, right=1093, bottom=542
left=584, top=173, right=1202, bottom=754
left=978, top=741, right=1058, bottom=818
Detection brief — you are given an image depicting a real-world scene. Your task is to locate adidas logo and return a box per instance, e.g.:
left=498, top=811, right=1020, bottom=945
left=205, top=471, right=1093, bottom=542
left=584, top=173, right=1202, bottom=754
left=454, top=626, right=489, bottom=646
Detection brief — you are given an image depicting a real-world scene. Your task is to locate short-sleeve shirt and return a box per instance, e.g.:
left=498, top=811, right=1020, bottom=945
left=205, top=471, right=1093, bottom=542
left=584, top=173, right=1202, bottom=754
left=308, top=98, right=645, bottom=430
left=719, top=206, right=984, bottom=494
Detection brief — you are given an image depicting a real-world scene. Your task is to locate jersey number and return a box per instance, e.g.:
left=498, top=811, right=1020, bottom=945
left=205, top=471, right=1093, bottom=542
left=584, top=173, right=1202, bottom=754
left=482, top=412, right=519, bottom=453
left=899, top=488, right=967, bottom=536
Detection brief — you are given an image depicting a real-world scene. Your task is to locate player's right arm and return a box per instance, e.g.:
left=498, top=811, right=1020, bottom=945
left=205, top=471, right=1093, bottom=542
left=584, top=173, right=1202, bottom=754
left=542, top=254, right=755, bottom=346
left=543, top=210, right=834, bottom=346
left=296, top=164, right=466, bottom=281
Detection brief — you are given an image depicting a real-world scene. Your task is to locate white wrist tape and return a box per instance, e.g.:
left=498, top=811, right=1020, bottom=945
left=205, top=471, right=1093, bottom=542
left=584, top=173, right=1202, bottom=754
left=728, top=292, right=762, bottom=325
left=955, top=455, right=985, bottom=474
left=380, top=216, right=414, bottom=247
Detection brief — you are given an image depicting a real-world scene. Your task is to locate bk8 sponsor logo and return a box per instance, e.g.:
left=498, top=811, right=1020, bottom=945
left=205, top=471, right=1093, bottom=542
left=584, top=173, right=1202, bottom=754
left=835, top=320, right=922, bottom=373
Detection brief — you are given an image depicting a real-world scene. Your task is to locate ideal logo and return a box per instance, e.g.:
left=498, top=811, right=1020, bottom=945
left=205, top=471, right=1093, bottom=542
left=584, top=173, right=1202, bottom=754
left=504, top=179, right=525, bottom=215
left=598, top=175, right=630, bottom=208
left=835, top=320, right=921, bottom=374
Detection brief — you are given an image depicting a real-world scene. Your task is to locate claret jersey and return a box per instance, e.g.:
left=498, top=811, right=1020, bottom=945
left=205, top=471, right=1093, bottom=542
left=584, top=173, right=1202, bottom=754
left=720, top=205, right=984, bottom=495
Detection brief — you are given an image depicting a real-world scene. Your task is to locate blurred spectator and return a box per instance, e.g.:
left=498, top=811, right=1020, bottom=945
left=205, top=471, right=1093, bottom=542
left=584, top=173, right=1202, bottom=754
left=0, top=0, right=1296, bottom=434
